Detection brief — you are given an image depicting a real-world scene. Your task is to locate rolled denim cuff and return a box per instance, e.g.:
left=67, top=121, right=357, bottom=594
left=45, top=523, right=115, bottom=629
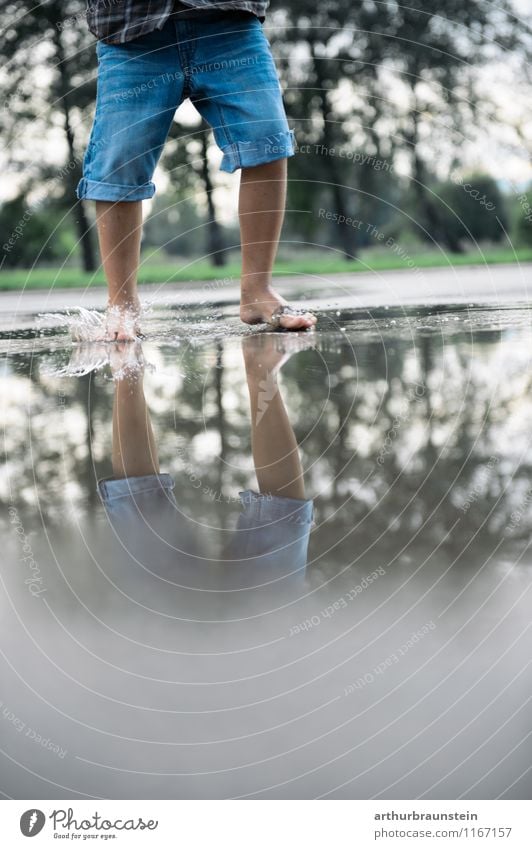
left=98, top=473, right=175, bottom=502
left=238, top=489, right=313, bottom=525
left=228, top=489, right=313, bottom=567
left=76, top=177, right=156, bottom=202
left=220, top=129, right=295, bottom=173
left=97, top=473, right=179, bottom=560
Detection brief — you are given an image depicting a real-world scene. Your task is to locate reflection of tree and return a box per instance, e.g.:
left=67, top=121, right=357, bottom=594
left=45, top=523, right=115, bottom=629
left=4, top=330, right=532, bottom=564
left=0, top=357, right=107, bottom=522
left=214, top=342, right=227, bottom=529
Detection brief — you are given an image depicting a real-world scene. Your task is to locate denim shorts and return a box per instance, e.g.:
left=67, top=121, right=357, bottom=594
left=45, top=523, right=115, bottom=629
left=76, top=15, right=295, bottom=202
left=98, top=475, right=313, bottom=570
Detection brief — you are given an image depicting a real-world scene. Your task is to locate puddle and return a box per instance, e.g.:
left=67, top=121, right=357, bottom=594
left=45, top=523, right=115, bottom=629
left=1, top=299, right=531, bottom=799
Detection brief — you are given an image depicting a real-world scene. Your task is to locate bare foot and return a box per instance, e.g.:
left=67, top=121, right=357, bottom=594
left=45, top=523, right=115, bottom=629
left=105, top=299, right=142, bottom=342
left=240, top=285, right=316, bottom=331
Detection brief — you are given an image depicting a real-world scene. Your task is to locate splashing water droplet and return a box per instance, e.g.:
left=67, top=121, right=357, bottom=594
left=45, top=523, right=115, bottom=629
left=38, top=303, right=148, bottom=344
left=38, top=307, right=106, bottom=342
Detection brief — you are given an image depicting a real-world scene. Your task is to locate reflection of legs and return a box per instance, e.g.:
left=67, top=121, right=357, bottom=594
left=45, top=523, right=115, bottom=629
left=112, top=357, right=159, bottom=479
left=239, top=160, right=316, bottom=331
left=96, top=201, right=142, bottom=342
left=242, top=336, right=305, bottom=499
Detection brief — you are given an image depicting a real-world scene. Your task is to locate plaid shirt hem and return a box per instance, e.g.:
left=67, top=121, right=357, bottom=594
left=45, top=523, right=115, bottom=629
left=86, top=0, right=269, bottom=44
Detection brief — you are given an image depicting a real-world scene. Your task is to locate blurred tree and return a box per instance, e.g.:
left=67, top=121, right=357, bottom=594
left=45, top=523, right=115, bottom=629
left=435, top=174, right=507, bottom=248
left=270, top=0, right=395, bottom=259
left=272, top=0, right=523, bottom=255
left=377, top=0, right=520, bottom=249
left=142, top=193, right=208, bottom=258
left=0, top=0, right=529, bottom=273
left=0, top=0, right=97, bottom=270
left=161, top=119, right=228, bottom=266
left=0, top=193, right=73, bottom=268
left=510, top=188, right=532, bottom=248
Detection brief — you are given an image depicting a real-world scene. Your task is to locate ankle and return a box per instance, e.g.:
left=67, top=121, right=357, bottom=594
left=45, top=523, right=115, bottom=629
left=107, top=292, right=140, bottom=311
left=241, top=272, right=273, bottom=293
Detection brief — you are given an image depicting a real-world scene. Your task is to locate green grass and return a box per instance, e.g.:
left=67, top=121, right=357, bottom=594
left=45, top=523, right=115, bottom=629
left=1, top=247, right=532, bottom=291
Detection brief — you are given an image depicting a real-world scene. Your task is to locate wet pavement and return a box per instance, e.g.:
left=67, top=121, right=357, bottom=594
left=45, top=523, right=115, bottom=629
left=1, top=268, right=531, bottom=799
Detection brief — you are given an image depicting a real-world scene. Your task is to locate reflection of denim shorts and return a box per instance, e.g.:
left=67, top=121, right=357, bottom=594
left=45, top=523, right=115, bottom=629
left=228, top=489, right=313, bottom=570
left=77, top=15, right=295, bottom=202
left=98, top=475, right=313, bottom=570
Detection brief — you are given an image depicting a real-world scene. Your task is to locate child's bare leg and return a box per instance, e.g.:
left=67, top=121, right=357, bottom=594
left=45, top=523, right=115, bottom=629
left=242, top=335, right=305, bottom=499
left=96, top=200, right=142, bottom=341
left=112, top=361, right=159, bottom=479
left=239, top=159, right=316, bottom=331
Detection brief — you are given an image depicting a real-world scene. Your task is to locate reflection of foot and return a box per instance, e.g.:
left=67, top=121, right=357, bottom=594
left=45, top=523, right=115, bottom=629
left=242, top=331, right=316, bottom=380
left=108, top=340, right=146, bottom=380
left=50, top=342, right=111, bottom=377
left=48, top=340, right=147, bottom=379
left=240, top=285, right=316, bottom=331
left=105, top=299, right=142, bottom=342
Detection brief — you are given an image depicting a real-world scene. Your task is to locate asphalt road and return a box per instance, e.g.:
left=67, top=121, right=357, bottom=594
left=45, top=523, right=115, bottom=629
left=0, top=263, right=530, bottom=326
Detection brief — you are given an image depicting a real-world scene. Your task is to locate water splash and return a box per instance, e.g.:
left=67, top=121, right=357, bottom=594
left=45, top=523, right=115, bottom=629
left=37, top=302, right=152, bottom=343
left=37, top=306, right=107, bottom=342
left=41, top=340, right=153, bottom=379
